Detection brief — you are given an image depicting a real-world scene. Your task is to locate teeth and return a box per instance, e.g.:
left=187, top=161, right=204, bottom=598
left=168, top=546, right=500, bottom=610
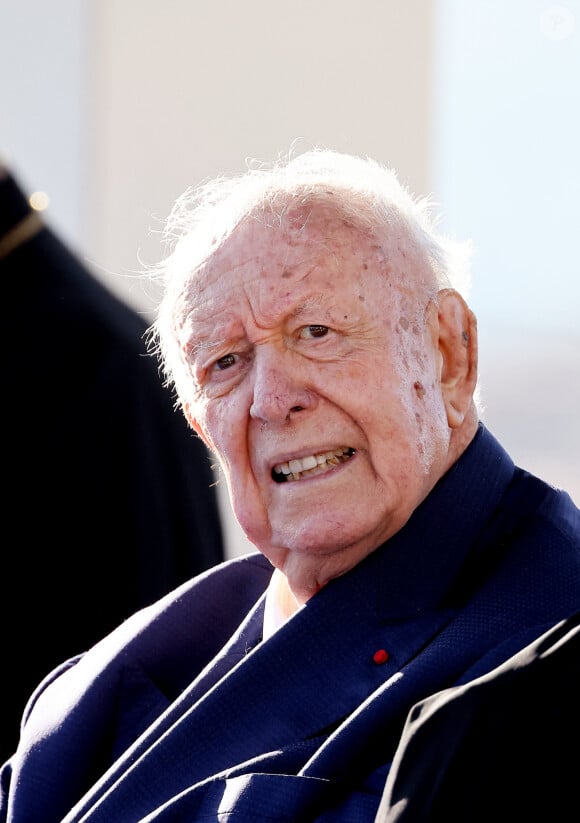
left=272, top=448, right=354, bottom=483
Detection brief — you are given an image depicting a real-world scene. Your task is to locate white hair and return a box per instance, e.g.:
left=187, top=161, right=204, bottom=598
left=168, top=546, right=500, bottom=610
left=147, top=147, right=472, bottom=413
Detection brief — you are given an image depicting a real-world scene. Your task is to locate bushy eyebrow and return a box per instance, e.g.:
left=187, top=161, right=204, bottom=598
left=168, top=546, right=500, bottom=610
left=187, top=338, right=227, bottom=357
left=184, top=294, right=331, bottom=361
left=293, top=294, right=325, bottom=317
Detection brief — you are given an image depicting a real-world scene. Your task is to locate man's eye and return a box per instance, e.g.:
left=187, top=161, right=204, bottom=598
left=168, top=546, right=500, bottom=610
left=300, top=325, right=329, bottom=339
left=214, top=353, right=237, bottom=371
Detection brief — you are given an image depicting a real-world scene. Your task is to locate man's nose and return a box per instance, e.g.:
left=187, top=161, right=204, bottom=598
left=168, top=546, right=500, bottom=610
left=249, top=352, right=314, bottom=423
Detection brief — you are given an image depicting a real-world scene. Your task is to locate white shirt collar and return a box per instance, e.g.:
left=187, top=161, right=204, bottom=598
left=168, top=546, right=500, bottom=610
left=263, top=567, right=304, bottom=640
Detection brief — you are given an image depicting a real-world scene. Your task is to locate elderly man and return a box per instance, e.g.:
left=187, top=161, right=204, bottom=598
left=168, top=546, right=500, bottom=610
left=1, top=149, right=578, bottom=822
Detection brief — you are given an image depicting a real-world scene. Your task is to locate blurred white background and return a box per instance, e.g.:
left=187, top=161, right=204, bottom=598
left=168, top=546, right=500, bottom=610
left=2, top=0, right=578, bottom=556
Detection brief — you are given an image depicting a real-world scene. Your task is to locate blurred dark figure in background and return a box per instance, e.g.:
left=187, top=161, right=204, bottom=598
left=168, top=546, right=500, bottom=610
left=0, top=164, right=224, bottom=764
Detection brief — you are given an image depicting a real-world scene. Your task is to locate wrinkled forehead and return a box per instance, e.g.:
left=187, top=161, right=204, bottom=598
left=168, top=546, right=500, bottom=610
left=172, top=196, right=433, bottom=329
left=191, top=198, right=387, bottom=285
left=182, top=202, right=382, bottom=311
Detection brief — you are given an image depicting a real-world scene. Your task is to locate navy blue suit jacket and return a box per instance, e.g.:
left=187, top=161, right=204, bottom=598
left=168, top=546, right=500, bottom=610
left=1, top=425, right=579, bottom=822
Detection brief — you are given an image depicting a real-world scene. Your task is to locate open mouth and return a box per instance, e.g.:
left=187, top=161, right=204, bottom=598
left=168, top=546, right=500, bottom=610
left=272, top=447, right=355, bottom=483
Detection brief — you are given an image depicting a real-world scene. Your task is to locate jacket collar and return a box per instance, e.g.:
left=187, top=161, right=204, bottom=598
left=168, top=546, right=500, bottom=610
left=319, top=423, right=515, bottom=621
left=63, top=426, right=517, bottom=821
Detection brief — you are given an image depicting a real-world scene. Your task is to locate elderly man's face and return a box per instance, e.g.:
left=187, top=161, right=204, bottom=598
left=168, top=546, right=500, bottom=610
left=181, top=204, right=454, bottom=599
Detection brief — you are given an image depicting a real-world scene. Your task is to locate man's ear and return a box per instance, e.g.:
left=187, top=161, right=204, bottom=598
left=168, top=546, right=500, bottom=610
left=436, top=289, right=478, bottom=429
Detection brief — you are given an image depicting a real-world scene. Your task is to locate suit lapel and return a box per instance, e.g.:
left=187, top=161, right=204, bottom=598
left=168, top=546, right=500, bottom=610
left=66, top=427, right=516, bottom=821
left=65, top=554, right=454, bottom=822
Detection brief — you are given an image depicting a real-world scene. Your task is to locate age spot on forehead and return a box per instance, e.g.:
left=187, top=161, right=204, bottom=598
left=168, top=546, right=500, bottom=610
left=413, top=381, right=426, bottom=399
